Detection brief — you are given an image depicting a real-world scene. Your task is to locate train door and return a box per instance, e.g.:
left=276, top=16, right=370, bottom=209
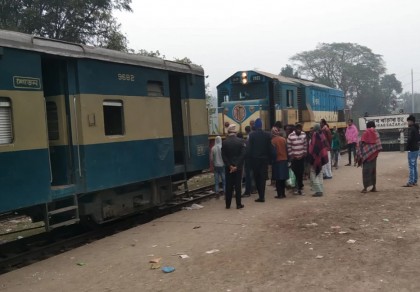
left=41, top=57, right=74, bottom=186
left=169, top=74, right=186, bottom=171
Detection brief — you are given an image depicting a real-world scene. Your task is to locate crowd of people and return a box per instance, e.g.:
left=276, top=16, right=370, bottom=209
left=210, top=115, right=419, bottom=209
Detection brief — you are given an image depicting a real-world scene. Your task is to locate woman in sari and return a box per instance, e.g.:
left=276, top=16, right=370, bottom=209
left=357, top=121, right=382, bottom=193
left=308, top=124, right=329, bottom=197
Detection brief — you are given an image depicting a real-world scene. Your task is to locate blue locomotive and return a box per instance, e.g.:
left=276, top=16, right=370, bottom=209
left=216, top=70, right=346, bottom=133
left=0, top=30, right=208, bottom=230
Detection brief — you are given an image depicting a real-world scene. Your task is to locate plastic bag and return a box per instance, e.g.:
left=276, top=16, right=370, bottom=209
left=286, top=169, right=296, bottom=188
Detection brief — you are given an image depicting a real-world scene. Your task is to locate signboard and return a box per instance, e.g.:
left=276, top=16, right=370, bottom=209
left=359, top=114, right=409, bottom=130
left=13, top=76, right=41, bottom=89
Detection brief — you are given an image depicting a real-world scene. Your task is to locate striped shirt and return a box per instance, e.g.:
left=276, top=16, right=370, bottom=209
left=287, top=131, right=307, bottom=159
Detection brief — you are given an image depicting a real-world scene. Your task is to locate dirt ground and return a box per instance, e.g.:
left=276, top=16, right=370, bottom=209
left=1, top=152, right=420, bottom=292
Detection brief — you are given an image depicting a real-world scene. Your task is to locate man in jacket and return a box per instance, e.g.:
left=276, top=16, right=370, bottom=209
left=345, top=119, right=359, bottom=166
left=404, top=115, right=420, bottom=187
left=222, top=124, right=246, bottom=209
left=287, top=123, right=307, bottom=195
left=249, top=118, right=272, bottom=202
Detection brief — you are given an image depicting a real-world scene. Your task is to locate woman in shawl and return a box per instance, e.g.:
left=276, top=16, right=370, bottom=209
left=210, top=136, right=225, bottom=195
left=357, top=121, right=382, bottom=193
left=271, top=127, right=289, bottom=198
left=308, top=123, right=329, bottom=197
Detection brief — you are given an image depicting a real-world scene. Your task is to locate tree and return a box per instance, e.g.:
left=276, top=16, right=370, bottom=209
left=0, top=0, right=132, bottom=51
left=280, top=64, right=299, bottom=78
left=290, top=43, right=386, bottom=107
left=400, top=92, right=420, bottom=113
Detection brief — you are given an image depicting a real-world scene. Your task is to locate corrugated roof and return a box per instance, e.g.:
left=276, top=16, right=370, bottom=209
left=254, top=70, right=298, bottom=85
left=0, top=30, right=204, bottom=76
left=255, top=70, right=335, bottom=89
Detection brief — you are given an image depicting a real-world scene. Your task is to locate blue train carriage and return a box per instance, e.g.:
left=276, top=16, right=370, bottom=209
left=295, top=79, right=346, bottom=131
left=0, top=30, right=208, bottom=230
left=216, top=70, right=300, bottom=133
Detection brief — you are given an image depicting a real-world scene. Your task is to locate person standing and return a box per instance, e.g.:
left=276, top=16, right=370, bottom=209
left=210, top=136, right=225, bottom=196
left=320, top=119, right=333, bottom=179
left=242, top=125, right=255, bottom=197
left=403, top=115, right=420, bottom=187
left=357, top=121, right=382, bottom=192
left=249, top=118, right=272, bottom=202
left=308, top=124, right=329, bottom=197
left=273, top=121, right=287, bottom=138
left=331, top=126, right=341, bottom=169
left=345, top=119, right=359, bottom=166
left=271, top=127, right=289, bottom=198
left=287, top=123, right=307, bottom=195
left=222, top=125, right=246, bottom=209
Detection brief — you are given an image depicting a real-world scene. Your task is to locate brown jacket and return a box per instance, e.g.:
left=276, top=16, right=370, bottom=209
left=272, top=136, right=288, bottom=161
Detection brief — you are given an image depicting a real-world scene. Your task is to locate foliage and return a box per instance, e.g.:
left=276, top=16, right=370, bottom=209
left=134, top=49, right=164, bottom=58
left=399, top=92, right=420, bottom=113
left=290, top=42, right=402, bottom=116
left=173, top=57, right=193, bottom=65
left=0, top=0, right=132, bottom=51
left=280, top=64, right=299, bottom=78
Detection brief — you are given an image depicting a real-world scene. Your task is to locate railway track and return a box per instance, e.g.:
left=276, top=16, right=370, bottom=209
left=0, top=185, right=215, bottom=274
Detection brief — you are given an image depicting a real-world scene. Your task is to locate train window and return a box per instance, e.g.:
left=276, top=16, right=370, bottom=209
left=0, top=97, right=13, bottom=144
left=46, top=102, right=59, bottom=140
left=147, top=81, right=164, bottom=97
left=286, top=90, right=294, bottom=107
left=103, top=100, right=125, bottom=136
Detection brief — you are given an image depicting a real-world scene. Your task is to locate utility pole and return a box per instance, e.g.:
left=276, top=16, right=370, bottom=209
left=412, top=69, right=415, bottom=113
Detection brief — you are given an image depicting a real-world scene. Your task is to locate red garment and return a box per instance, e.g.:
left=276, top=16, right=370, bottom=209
left=357, top=128, right=382, bottom=165
left=361, top=128, right=377, bottom=144
left=308, top=131, right=329, bottom=175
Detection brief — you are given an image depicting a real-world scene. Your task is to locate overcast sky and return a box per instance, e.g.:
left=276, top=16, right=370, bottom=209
left=115, top=0, right=420, bottom=96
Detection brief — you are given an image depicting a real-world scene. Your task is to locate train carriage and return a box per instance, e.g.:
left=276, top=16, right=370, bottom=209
left=216, top=70, right=346, bottom=133
left=0, top=30, right=208, bottom=229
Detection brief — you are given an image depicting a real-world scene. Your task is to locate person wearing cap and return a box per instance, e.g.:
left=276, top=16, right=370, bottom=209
left=357, top=121, right=382, bottom=192
left=403, top=115, right=420, bottom=187
left=287, top=123, right=307, bottom=195
left=210, top=136, right=225, bottom=196
left=222, top=124, right=246, bottom=209
left=249, top=118, right=272, bottom=202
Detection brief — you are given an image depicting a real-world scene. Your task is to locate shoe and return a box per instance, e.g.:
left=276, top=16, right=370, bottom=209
left=298, top=190, right=304, bottom=195
left=323, top=176, right=332, bottom=179
left=251, top=190, right=258, bottom=194
left=242, top=193, right=251, bottom=197
left=293, top=189, right=299, bottom=195
left=402, top=183, right=414, bottom=187
left=237, top=204, right=244, bottom=209
left=345, top=163, right=351, bottom=166
left=413, top=183, right=418, bottom=186
left=312, top=192, right=323, bottom=197
left=226, top=206, right=231, bottom=209
left=255, top=198, right=265, bottom=202
left=275, top=196, right=285, bottom=199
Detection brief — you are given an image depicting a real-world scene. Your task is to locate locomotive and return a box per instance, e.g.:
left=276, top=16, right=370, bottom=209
left=0, top=30, right=208, bottom=230
left=216, top=70, right=347, bottom=133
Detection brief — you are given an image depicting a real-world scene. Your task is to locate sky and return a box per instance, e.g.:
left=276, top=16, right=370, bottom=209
left=115, top=0, right=420, bottom=97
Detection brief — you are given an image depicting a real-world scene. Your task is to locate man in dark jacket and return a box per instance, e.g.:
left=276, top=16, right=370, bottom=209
left=404, top=115, right=420, bottom=187
left=249, top=118, right=272, bottom=202
left=222, top=124, right=246, bottom=209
